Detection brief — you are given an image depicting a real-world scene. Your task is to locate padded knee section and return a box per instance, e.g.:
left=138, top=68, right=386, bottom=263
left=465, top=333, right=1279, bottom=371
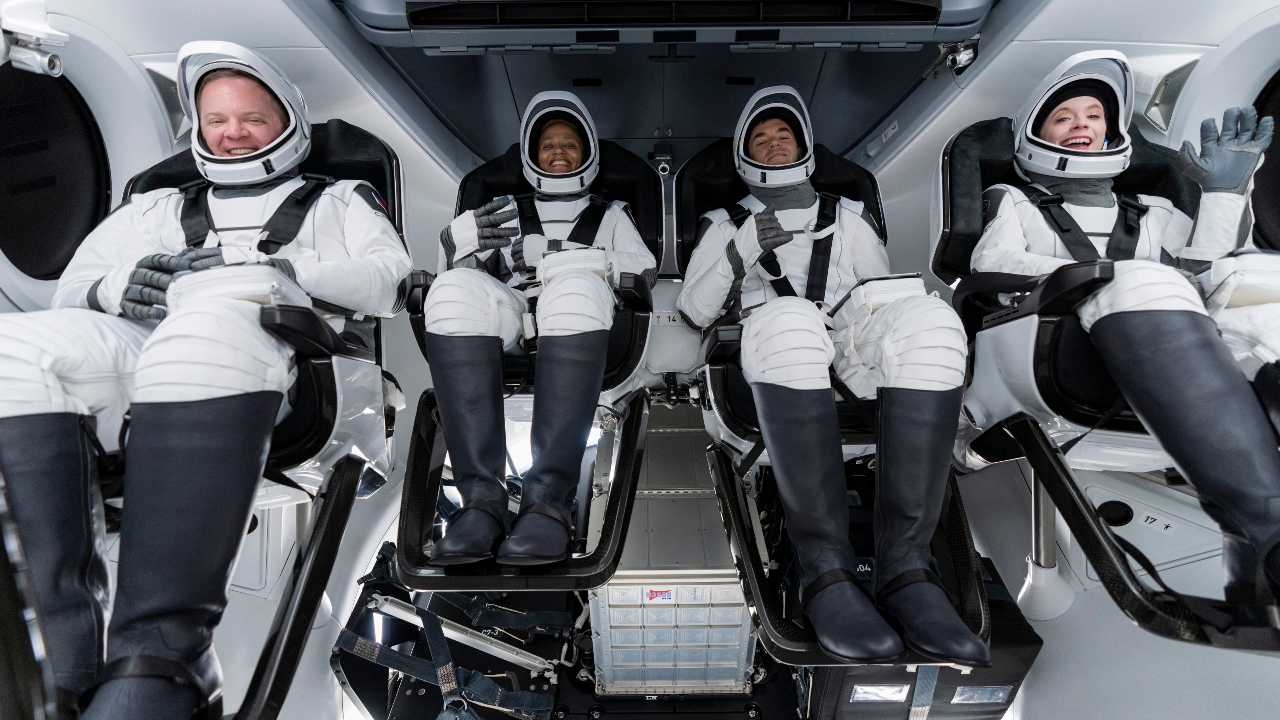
left=836, top=295, right=967, bottom=396
left=0, top=313, right=81, bottom=416
left=133, top=299, right=294, bottom=403
left=741, top=297, right=835, bottom=391
left=1078, top=260, right=1205, bottom=331
left=423, top=268, right=513, bottom=338
left=0, top=309, right=144, bottom=419
left=536, top=270, right=614, bottom=337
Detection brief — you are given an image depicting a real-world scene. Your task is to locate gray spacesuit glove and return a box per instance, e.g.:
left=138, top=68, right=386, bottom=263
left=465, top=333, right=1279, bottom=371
left=731, top=209, right=796, bottom=268
left=1179, top=106, right=1275, bottom=194
left=177, top=246, right=296, bottom=280
left=441, top=197, right=520, bottom=266
left=120, top=253, right=184, bottom=321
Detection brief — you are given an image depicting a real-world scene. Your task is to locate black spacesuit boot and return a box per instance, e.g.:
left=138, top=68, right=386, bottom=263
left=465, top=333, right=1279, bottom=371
left=498, top=330, right=610, bottom=566
left=874, top=387, right=991, bottom=667
left=751, top=382, right=904, bottom=662
left=424, top=333, right=511, bottom=566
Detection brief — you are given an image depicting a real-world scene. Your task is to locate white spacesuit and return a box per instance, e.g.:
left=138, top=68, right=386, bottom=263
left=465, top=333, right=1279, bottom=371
left=677, top=86, right=987, bottom=666
left=971, top=50, right=1280, bottom=604
left=422, top=91, right=655, bottom=568
left=0, top=42, right=410, bottom=719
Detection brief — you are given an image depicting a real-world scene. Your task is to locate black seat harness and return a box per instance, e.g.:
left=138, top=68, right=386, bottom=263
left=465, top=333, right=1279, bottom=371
left=1020, top=185, right=1150, bottom=263
left=510, top=193, right=609, bottom=272
left=723, top=192, right=840, bottom=303
left=178, top=173, right=336, bottom=253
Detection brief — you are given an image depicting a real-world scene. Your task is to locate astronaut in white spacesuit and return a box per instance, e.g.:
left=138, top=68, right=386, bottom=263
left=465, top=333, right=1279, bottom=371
left=422, top=91, right=655, bottom=568
left=0, top=42, right=411, bottom=719
left=677, top=86, right=988, bottom=666
left=971, top=50, right=1280, bottom=603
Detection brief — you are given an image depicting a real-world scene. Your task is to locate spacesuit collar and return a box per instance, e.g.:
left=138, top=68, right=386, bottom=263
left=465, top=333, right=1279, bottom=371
left=1026, top=172, right=1115, bottom=208
left=209, top=170, right=300, bottom=198
left=751, top=181, right=817, bottom=211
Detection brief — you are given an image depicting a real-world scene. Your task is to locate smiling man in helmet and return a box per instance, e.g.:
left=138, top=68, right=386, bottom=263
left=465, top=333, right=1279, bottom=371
left=971, top=50, right=1280, bottom=605
left=678, top=86, right=989, bottom=667
left=0, top=41, right=411, bottom=719
left=421, top=91, right=655, bottom=568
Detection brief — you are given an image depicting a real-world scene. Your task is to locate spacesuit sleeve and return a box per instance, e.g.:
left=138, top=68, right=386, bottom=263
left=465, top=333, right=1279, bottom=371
left=837, top=199, right=892, bottom=279
left=51, top=194, right=173, bottom=314
left=970, top=186, right=1075, bottom=276
left=676, top=215, right=741, bottom=329
left=604, top=202, right=657, bottom=286
left=287, top=183, right=413, bottom=317
left=1174, top=192, right=1253, bottom=267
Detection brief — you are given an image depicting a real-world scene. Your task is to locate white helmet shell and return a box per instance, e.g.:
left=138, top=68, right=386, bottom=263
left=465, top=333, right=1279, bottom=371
left=734, top=85, right=816, bottom=188
left=520, top=91, right=600, bottom=195
left=1014, top=50, right=1134, bottom=180
left=177, top=41, right=311, bottom=186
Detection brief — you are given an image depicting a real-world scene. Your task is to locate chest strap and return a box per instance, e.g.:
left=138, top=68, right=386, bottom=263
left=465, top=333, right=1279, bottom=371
left=179, top=174, right=336, bottom=255
left=509, top=193, right=608, bottom=270
left=1022, top=185, right=1150, bottom=263
left=726, top=192, right=839, bottom=303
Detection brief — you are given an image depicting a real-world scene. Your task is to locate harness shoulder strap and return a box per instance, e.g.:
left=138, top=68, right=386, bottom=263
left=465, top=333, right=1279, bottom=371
left=1105, top=193, right=1150, bottom=262
left=257, top=174, right=336, bottom=255
left=511, top=193, right=543, bottom=271
left=179, top=180, right=213, bottom=248
left=178, top=175, right=335, bottom=255
left=1022, top=184, right=1101, bottom=262
left=564, top=195, right=610, bottom=249
left=723, top=202, right=799, bottom=298
left=803, top=192, right=839, bottom=303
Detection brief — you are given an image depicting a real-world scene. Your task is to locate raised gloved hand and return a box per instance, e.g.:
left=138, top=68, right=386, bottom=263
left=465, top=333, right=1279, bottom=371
left=177, top=246, right=297, bottom=281
left=1179, top=106, right=1274, bottom=194
left=441, top=197, right=520, bottom=266
left=731, top=209, right=796, bottom=268
left=120, top=253, right=185, bottom=321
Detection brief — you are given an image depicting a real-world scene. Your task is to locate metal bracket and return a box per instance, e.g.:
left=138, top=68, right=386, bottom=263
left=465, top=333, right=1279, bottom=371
left=369, top=594, right=557, bottom=675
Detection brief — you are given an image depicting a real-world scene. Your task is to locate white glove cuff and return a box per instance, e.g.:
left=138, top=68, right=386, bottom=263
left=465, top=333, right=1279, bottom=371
left=447, top=210, right=482, bottom=260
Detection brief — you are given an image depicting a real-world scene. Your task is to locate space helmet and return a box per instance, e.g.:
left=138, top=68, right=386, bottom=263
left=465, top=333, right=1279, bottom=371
left=177, top=41, right=310, bottom=186
left=1013, top=50, right=1134, bottom=179
left=520, top=90, right=600, bottom=195
left=733, top=85, right=816, bottom=188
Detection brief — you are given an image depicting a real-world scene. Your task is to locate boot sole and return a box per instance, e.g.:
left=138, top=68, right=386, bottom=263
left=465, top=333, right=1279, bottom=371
left=900, top=638, right=992, bottom=668
left=815, top=640, right=905, bottom=665
left=427, top=552, right=496, bottom=567
left=495, top=552, right=569, bottom=567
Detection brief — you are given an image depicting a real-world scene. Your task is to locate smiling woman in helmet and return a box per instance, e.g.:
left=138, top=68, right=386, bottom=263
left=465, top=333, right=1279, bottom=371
left=421, top=91, right=655, bottom=569
left=971, top=49, right=1280, bottom=608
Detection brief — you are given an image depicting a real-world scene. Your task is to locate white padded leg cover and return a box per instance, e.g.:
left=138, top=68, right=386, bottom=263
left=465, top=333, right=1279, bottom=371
left=536, top=269, right=615, bottom=337
left=740, top=297, right=835, bottom=391
left=834, top=295, right=968, bottom=398
left=133, top=298, right=295, bottom=404
left=1077, top=259, right=1206, bottom=331
left=1213, top=303, right=1280, bottom=380
left=422, top=268, right=526, bottom=351
left=0, top=309, right=149, bottom=447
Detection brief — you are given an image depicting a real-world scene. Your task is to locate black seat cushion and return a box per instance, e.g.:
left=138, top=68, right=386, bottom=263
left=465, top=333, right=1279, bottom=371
left=455, top=140, right=662, bottom=264
left=451, top=141, right=659, bottom=391
left=934, top=117, right=1200, bottom=428
left=122, top=119, right=403, bottom=468
left=934, top=117, right=1200, bottom=284
left=675, top=138, right=887, bottom=273
left=678, top=140, right=886, bottom=439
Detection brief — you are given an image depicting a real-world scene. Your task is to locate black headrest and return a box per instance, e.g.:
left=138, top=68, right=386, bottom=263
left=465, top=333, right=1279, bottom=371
left=455, top=140, right=663, bottom=264
left=933, top=117, right=1202, bottom=284
left=674, top=138, right=886, bottom=274
left=123, top=119, right=403, bottom=234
